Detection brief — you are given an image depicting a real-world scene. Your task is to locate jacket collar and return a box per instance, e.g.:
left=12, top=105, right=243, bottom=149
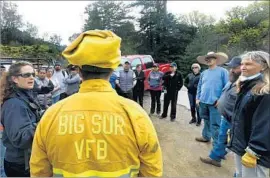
left=239, top=73, right=261, bottom=82
left=240, top=75, right=262, bottom=93
left=7, top=87, right=40, bottom=107
left=192, top=72, right=200, bottom=76
left=79, top=79, right=114, bottom=93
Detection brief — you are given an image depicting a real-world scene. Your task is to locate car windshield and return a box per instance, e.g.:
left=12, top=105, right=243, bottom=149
left=115, top=66, right=123, bottom=72
left=120, top=57, right=129, bottom=64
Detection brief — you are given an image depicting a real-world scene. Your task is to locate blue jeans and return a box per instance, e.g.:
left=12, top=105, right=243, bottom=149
left=188, top=92, right=201, bottom=123
left=199, top=102, right=222, bottom=147
left=209, top=117, right=231, bottom=162
left=52, top=95, right=60, bottom=104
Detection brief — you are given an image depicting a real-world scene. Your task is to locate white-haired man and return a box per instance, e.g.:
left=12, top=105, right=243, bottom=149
left=184, top=63, right=201, bottom=126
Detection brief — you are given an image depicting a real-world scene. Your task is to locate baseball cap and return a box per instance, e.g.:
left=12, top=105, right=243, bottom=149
left=153, top=63, right=159, bottom=67
left=55, top=62, right=61, bottom=66
left=224, top=56, right=242, bottom=68
left=70, top=65, right=78, bottom=71
left=170, top=62, right=177, bottom=67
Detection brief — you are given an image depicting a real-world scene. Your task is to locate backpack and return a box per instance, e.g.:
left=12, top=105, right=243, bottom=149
left=62, top=70, right=69, bottom=77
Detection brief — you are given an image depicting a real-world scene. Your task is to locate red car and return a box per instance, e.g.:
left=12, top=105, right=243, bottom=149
left=120, top=55, right=171, bottom=90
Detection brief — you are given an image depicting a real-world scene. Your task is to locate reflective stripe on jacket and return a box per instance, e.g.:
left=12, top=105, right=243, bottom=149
left=52, top=165, right=139, bottom=177
left=30, top=79, right=163, bottom=177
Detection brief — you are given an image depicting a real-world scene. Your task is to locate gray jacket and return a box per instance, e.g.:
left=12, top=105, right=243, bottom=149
left=65, top=74, right=81, bottom=96
left=217, top=82, right=237, bottom=122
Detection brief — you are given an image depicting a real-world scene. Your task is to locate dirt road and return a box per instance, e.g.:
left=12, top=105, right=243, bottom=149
left=143, top=94, right=235, bottom=177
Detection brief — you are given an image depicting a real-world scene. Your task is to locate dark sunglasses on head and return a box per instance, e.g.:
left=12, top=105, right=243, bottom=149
left=16, top=72, right=35, bottom=78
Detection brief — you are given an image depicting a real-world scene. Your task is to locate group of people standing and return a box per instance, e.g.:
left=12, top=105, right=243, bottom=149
left=33, top=63, right=81, bottom=110
left=0, top=62, right=81, bottom=176
left=112, top=61, right=184, bottom=122
left=0, top=28, right=269, bottom=178
left=185, top=51, right=270, bottom=177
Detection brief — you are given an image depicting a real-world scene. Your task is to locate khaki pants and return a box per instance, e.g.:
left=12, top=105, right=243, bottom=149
left=234, top=153, right=269, bottom=177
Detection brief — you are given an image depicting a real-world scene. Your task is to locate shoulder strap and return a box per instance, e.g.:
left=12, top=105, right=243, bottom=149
left=62, top=70, right=66, bottom=77
left=7, top=93, right=42, bottom=122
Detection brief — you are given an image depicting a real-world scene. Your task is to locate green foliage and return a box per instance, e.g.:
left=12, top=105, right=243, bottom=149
left=1, top=0, right=269, bottom=73
left=83, top=0, right=137, bottom=55
left=0, top=1, right=64, bottom=60
left=182, top=0, right=269, bottom=72
left=216, top=1, right=269, bottom=56
left=133, top=1, right=196, bottom=63
left=0, top=44, right=62, bottom=59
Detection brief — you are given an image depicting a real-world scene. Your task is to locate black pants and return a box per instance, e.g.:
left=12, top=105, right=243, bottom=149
left=150, top=90, right=161, bottom=114
left=121, top=91, right=133, bottom=100
left=4, top=160, right=30, bottom=177
left=188, top=92, right=201, bottom=123
left=133, top=89, right=144, bottom=107
left=162, top=91, right=178, bottom=119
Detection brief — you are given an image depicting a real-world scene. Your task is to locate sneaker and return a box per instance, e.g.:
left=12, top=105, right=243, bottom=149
left=200, top=157, right=221, bottom=167
left=196, top=122, right=201, bottom=126
left=189, top=119, right=196, bottom=124
left=195, top=137, right=210, bottom=143
left=156, top=112, right=161, bottom=116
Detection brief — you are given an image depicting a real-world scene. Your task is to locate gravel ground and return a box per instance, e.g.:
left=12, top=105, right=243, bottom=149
left=143, top=93, right=235, bottom=177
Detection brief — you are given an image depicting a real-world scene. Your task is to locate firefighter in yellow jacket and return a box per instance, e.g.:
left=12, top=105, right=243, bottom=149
left=30, top=30, right=163, bottom=177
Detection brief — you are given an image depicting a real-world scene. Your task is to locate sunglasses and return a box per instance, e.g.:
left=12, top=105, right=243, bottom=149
left=205, top=57, right=216, bottom=62
left=192, top=67, right=199, bottom=69
left=16, top=72, right=36, bottom=78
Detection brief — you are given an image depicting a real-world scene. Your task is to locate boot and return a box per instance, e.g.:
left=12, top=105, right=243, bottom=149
left=200, top=157, right=221, bottom=167
left=189, top=118, right=196, bottom=124
left=195, top=137, right=210, bottom=143
left=160, top=114, right=167, bottom=119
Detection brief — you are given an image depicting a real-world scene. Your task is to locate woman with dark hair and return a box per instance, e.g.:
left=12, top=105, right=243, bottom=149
left=148, top=63, right=164, bottom=116
left=0, top=61, right=42, bottom=177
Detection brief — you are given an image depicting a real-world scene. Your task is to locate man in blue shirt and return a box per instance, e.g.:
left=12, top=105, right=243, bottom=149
left=200, top=56, right=242, bottom=167
left=195, top=52, right=229, bottom=148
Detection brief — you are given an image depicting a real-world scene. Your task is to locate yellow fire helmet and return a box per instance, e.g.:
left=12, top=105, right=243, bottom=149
left=62, top=30, right=121, bottom=70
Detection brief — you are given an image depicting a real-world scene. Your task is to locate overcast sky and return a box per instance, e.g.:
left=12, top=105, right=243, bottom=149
left=15, top=1, right=253, bottom=45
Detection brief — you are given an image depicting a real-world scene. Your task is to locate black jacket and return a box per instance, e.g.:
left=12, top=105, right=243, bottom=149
left=163, top=70, right=183, bottom=93
left=228, top=76, right=270, bottom=168
left=1, top=88, right=41, bottom=165
left=184, top=72, right=201, bottom=94
left=133, top=70, right=145, bottom=92
left=33, top=80, right=54, bottom=95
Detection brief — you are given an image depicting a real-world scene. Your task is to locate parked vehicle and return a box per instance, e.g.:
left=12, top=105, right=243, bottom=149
left=120, top=55, right=170, bottom=90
